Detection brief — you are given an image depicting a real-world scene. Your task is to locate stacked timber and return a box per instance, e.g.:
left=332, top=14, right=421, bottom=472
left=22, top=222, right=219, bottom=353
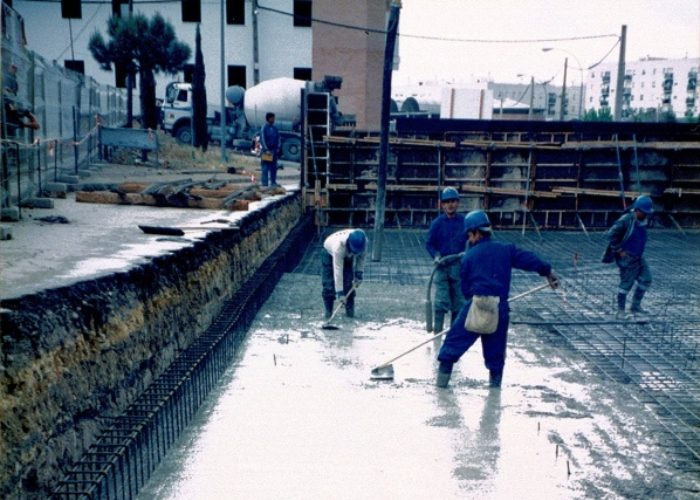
left=76, top=179, right=285, bottom=210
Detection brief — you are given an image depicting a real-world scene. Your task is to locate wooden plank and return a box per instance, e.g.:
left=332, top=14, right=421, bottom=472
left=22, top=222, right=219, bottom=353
left=664, top=187, right=700, bottom=196
left=460, top=184, right=558, bottom=198
left=553, top=186, right=644, bottom=198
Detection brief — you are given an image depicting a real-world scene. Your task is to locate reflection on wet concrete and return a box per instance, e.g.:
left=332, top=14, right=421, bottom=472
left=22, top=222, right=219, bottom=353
left=137, top=273, right=694, bottom=499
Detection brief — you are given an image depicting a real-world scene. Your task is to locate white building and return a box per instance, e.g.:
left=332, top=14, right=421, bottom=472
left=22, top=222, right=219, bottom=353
left=586, top=56, right=699, bottom=120
left=13, top=0, right=313, bottom=107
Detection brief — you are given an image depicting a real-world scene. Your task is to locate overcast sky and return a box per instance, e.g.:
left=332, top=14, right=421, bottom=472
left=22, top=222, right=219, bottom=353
left=394, top=0, right=700, bottom=85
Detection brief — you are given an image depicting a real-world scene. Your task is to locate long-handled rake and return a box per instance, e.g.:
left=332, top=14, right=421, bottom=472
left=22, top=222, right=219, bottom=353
left=370, top=281, right=553, bottom=380
left=322, top=283, right=360, bottom=330
left=425, top=252, right=465, bottom=331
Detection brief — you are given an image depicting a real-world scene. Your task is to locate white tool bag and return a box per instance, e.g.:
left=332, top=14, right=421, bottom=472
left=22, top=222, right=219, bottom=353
left=465, top=295, right=500, bottom=334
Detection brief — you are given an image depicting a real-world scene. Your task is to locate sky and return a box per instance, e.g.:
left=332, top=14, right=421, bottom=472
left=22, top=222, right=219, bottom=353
left=394, top=0, right=700, bottom=85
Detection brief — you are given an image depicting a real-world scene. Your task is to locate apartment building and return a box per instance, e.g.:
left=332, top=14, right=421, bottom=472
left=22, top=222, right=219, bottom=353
left=586, top=56, right=699, bottom=120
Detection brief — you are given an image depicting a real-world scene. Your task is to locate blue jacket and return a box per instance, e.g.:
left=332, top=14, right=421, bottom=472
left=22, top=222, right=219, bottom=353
left=260, top=122, right=280, bottom=152
left=608, top=212, right=647, bottom=257
left=426, top=213, right=467, bottom=258
left=460, top=237, right=552, bottom=301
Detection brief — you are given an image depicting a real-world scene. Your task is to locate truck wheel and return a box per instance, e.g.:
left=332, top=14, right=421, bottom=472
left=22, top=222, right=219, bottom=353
left=174, top=125, right=193, bottom=145
left=281, top=137, right=301, bottom=162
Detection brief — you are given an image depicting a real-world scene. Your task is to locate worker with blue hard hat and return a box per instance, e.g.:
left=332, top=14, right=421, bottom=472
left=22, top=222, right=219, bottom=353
left=604, top=195, right=654, bottom=320
left=425, top=187, right=467, bottom=332
left=436, top=209, right=559, bottom=389
left=321, top=229, right=367, bottom=319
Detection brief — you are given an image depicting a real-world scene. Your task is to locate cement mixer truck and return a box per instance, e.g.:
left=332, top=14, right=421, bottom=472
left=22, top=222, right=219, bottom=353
left=161, top=76, right=345, bottom=161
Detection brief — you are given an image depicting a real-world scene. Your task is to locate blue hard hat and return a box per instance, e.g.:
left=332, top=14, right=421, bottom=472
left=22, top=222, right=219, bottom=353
left=347, top=229, right=367, bottom=254
left=632, top=195, right=653, bottom=214
left=464, top=210, right=491, bottom=233
left=440, top=187, right=460, bottom=202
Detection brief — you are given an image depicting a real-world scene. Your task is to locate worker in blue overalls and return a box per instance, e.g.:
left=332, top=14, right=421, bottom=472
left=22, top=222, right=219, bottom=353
left=606, top=195, right=653, bottom=320
left=425, top=187, right=467, bottom=332
left=436, top=210, right=559, bottom=389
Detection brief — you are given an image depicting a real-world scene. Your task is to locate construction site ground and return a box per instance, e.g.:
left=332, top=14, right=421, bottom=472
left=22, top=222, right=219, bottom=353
left=1, top=160, right=699, bottom=498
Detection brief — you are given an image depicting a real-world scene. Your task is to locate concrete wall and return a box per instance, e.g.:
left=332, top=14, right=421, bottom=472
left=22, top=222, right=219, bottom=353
left=0, top=194, right=303, bottom=498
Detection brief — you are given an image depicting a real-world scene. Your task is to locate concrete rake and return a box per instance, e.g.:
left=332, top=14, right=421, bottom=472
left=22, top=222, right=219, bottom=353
left=370, top=281, right=553, bottom=380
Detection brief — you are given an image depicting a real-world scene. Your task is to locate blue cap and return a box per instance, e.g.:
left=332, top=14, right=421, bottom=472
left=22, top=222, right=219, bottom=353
left=347, top=229, right=367, bottom=254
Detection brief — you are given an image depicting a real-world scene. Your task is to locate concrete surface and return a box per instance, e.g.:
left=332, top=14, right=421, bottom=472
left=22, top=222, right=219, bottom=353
left=0, top=160, right=300, bottom=300
left=136, top=273, right=693, bottom=499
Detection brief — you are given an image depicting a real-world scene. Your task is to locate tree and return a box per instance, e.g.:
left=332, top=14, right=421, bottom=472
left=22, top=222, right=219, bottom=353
left=582, top=107, right=613, bottom=122
left=89, top=13, right=190, bottom=129
left=192, top=24, right=207, bottom=151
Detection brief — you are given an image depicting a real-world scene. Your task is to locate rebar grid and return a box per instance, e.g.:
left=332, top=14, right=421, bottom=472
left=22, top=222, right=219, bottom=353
left=52, top=216, right=314, bottom=499
left=298, top=228, right=700, bottom=474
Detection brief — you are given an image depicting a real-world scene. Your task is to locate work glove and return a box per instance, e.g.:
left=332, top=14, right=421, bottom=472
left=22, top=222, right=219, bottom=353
left=547, top=273, right=560, bottom=290
left=354, top=271, right=363, bottom=282
left=336, top=291, right=346, bottom=303
left=433, top=253, right=442, bottom=266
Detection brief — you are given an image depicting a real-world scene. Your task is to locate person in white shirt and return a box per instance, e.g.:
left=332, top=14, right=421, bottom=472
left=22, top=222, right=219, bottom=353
left=321, top=229, right=367, bottom=319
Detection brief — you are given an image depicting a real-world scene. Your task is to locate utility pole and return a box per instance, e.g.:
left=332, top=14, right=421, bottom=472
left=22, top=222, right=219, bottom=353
left=372, top=0, right=401, bottom=261
left=220, top=0, right=227, bottom=162
left=252, top=0, right=260, bottom=85
left=614, top=24, right=627, bottom=121
left=528, top=76, right=535, bottom=120
left=560, top=57, right=568, bottom=120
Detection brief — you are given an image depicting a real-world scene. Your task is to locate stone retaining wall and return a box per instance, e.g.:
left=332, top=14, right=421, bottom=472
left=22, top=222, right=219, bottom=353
left=0, top=193, right=303, bottom=498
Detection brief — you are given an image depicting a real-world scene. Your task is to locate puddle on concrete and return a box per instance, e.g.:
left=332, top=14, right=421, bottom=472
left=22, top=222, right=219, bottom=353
left=137, top=274, right=693, bottom=499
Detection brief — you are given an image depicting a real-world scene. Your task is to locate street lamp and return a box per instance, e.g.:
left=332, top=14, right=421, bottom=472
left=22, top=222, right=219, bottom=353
left=542, top=47, right=585, bottom=119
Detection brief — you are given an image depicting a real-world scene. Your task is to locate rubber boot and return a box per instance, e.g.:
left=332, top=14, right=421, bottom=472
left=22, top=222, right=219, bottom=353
left=630, top=288, right=647, bottom=315
left=324, top=297, right=334, bottom=319
left=436, top=361, right=453, bottom=388
left=489, top=369, right=503, bottom=388
left=433, top=310, right=445, bottom=333
left=616, top=293, right=627, bottom=320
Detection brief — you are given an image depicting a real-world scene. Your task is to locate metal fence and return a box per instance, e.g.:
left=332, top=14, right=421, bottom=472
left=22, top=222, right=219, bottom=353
left=2, top=2, right=127, bottom=213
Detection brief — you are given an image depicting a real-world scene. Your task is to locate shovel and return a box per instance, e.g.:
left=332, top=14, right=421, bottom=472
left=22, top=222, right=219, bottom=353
left=370, top=281, right=553, bottom=380
left=321, top=283, right=359, bottom=330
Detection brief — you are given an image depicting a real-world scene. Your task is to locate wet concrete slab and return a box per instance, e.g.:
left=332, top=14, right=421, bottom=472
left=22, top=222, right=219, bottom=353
left=137, top=270, right=696, bottom=499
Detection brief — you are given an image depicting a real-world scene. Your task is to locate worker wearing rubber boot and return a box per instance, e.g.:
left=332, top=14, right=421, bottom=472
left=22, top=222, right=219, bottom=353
left=436, top=210, right=559, bottom=389
left=425, top=187, right=467, bottom=332
left=321, top=229, right=367, bottom=319
left=606, top=195, right=653, bottom=320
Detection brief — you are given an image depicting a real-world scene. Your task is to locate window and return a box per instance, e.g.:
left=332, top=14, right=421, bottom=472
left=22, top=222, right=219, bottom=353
left=294, top=0, right=312, bottom=27
left=64, top=60, right=84, bottom=74
left=112, top=0, right=128, bottom=17
left=183, top=64, right=195, bottom=83
left=640, top=94, right=644, bottom=101
left=228, top=65, right=247, bottom=87
left=652, top=81, right=656, bottom=88
left=294, top=67, right=312, bottom=81
left=227, top=0, right=244, bottom=25
left=182, top=0, right=201, bottom=23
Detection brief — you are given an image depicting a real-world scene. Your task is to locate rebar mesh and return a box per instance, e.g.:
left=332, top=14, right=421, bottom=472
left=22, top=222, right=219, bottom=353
left=297, top=227, right=700, bottom=474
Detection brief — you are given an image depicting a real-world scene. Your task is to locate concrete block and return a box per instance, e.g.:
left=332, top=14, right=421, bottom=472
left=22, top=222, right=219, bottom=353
left=42, top=183, right=68, bottom=199
left=0, top=225, right=12, bottom=240
left=0, top=207, right=20, bottom=222
left=20, top=198, right=55, bottom=209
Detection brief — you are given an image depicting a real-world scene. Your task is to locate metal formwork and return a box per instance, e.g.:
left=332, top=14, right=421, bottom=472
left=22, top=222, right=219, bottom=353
left=53, top=215, right=314, bottom=499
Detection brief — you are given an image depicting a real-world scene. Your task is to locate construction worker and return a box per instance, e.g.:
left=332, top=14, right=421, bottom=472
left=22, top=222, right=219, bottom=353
left=436, top=210, right=559, bottom=389
left=606, top=195, right=653, bottom=319
left=425, top=187, right=467, bottom=331
left=259, top=112, right=280, bottom=187
left=322, top=229, right=367, bottom=319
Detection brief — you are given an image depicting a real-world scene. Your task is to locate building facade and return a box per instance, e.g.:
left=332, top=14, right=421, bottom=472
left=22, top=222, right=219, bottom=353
left=13, top=0, right=314, bottom=110
left=586, top=56, right=699, bottom=121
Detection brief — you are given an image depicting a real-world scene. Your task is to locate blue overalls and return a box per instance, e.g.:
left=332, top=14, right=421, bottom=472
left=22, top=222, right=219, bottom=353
left=437, top=237, right=552, bottom=374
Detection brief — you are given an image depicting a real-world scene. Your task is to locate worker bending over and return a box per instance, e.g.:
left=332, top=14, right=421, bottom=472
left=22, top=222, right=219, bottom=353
left=425, top=187, right=467, bottom=331
left=322, top=229, right=367, bottom=319
left=436, top=210, right=558, bottom=389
